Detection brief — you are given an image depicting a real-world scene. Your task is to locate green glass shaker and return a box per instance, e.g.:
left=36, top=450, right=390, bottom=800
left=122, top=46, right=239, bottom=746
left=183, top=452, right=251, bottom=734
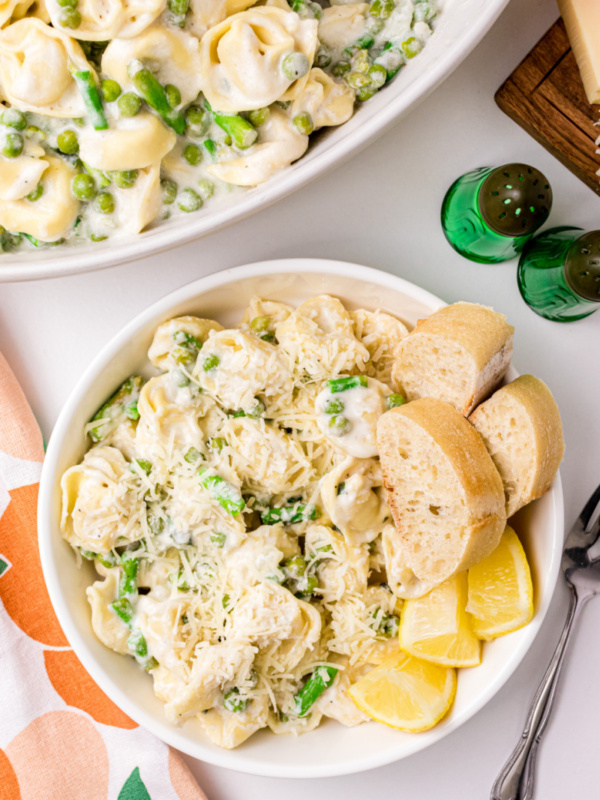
left=441, top=164, right=553, bottom=263
left=517, top=227, right=600, bottom=322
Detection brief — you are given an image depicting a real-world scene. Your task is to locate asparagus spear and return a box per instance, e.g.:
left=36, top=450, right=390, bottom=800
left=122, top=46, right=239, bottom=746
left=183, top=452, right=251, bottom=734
left=88, top=375, right=143, bottom=443
left=71, top=69, right=108, bottom=130
left=127, top=60, right=186, bottom=135
left=110, top=597, right=134, bottom=627
left=327, top=375, right=368, bottom=393
left=295, top=666, right=338, bottom=717
left=205, top=100, right=258, bottom=150
left=199, top=469, right=245, bottom=516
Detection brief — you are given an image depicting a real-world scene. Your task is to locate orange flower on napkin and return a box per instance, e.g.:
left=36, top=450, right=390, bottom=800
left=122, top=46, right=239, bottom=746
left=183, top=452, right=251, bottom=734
left=0, top=353, right=206, bottom=800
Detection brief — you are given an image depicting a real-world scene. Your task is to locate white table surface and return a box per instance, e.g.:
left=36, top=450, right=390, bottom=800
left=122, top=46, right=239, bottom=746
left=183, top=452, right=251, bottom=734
left=2, top=0, right=600, bottom=796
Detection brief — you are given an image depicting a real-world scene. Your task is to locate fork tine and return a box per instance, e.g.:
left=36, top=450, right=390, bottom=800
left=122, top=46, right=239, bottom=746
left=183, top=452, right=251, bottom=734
left=577, top=482, right=600, bottom=532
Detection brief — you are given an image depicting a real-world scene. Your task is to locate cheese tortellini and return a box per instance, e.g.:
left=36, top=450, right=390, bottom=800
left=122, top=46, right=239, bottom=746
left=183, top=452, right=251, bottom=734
left=59, top=295, right=424, bottom=748
left=0, top=0, right=437, bottom=250
left=0, top=19, right=90, bottom=116
left=46, top=0, right=164, bottom=40
left=200, top=7, right=318, bottom=112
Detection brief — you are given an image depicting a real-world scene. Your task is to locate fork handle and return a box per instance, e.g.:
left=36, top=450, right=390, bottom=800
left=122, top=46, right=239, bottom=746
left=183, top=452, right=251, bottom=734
left=491, top=585, right=586, bottom=800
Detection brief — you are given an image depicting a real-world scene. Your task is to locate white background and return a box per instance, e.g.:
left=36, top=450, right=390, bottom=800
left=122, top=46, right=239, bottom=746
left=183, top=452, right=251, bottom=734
left=2, top=0, right=600, bottom=797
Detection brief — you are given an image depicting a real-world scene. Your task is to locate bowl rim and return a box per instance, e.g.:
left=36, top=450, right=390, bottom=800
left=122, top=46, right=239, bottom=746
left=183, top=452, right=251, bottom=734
left=2, top=0, right=511, bottom=284
left=38, top=258, right=564, bottom=778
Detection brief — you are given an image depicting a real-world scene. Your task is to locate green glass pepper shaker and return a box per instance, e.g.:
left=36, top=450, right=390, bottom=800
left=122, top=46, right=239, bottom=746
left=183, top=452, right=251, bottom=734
left=517, top=227, right=600, bottom=322
left=441, top=164, right=553, bottom=263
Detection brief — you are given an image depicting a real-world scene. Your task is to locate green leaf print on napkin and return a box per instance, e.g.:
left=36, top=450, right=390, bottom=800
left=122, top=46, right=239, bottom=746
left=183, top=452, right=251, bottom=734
left=0, top=556, right=11, bottom=577
left=118, top=767, right=151, bottom=800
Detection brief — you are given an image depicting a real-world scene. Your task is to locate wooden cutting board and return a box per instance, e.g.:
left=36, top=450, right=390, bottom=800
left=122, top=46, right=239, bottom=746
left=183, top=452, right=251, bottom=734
left=496, top=17, right=600, bottom=196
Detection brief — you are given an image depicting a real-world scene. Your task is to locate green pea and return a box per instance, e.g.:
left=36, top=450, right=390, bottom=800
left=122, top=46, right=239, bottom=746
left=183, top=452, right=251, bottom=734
left=101, top=79, right=121, bottom=102
left=328, top=415, right=350, bottom=436
left=283, top=555, right=307, bottom=578
left=293, top=112, right=314, bottom=136
left=183, top=143, right=202, bottom=166
left=211, top=531, right=226, bottom=547
left=210, top=437, right=227, bottom=452
left=57, top=0, right=77, bottom=6
left=250, top=315, right=270, bottom=333
left=185, top=105, right=208, bottom=135
left=95, top=191, right=114, bottom=214
left=281, top=52, right=310, bottom=81
left=369, top=0, right=394, bottom=18
left=346, top=71, right=371, bottom=89
left=304, top=574, right=319, bottom=594
left=25, top=125, right=44, bottom=140
left=248, top=107, right=270, bottom=127
left=353, top=49, right=371, bottom=73
left=113, top=169, right=138, bottom=188
left=184, top=446, right=202, bottom=463
left=365, top=15, right=385, bottom=34
left=26, top=183, right=43, bottom=202
left=332, top=62, right=351, bottom=77
left=386, top=392, right=406, bottom=410
left=161, top=178, right=177, bottom=204
left=72, top=117, right=86, bottom=128
left=118, top=92, right=142, bottom=117
left=59, top=7, right=81, bottom=27
left=202, top=354, right=219, bottom=371
left=314, top=46, right=332, bottom=68
left=1, top=108, right=26, bottom=130
left=357, top=85, right=376, bottom=102
left=71, top=173, right=96, bottom=201
left=2, top=132, right=23, bottom=158
left=414, top=1, right=435, bottom=23
left=165, top=84, right=181, bottom=108
left=246, top=397, right=265, bottom=419
left=368, top=63, right=387, bottom=88
left=57, top=129, right=78, bottom=155
left=324, top=398, right=344, bottom=415
left=178, top=187, right=202, bottom=212
left=198, top=178, right=214, bottom=199
left=402, top=36, right=423, bottom=59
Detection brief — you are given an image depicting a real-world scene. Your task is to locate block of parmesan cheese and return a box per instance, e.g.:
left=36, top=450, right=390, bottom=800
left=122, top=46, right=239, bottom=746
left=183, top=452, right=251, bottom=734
left=558, top=0, right=600, bottom=104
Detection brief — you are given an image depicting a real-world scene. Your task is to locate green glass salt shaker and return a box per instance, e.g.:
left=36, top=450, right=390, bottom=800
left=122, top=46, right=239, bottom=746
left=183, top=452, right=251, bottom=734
left=441, top=164, right=553, bottom=263
left=517, top=227, right=600, bottom=322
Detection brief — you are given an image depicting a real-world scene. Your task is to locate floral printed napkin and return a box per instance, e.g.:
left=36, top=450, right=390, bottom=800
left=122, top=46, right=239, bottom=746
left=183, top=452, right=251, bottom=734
left=0, top=352, right=207, bottom=800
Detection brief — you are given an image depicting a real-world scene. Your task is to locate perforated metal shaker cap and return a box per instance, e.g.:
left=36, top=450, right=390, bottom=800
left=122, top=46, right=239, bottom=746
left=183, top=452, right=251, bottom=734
left=478, top=163, right=552, bottom=237
left=564, top=231, right=600, bottom=303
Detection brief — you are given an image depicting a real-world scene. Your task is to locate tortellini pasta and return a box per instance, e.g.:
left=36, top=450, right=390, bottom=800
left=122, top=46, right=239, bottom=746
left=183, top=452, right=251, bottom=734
left=207, top=107, right=309, bottom=187
left=0, top=19, right=90, bottom=116
left=78, top=114, right=176, bottom=172
left=187, top=0, right=254, bottom=38
left=0, top=0, right=48, bottom=28
left=291, top=68, right=355, bottom=129
left=148, top=315, right=224, bottom=371
left=194, top=327, right=293, bottom=412
left=102, top=26, right=202, bottom=106
left=46, top=0, right=164, bottom=40
left=318, top=4, right=368, bottom=58
left=200, top=7, right=318, bottom=112
left=60, top=445, right=144, bottom=552
left=320, top=457, right=389, bottom=544
left=62, top=292, right=447, bottom=749
left=276, top=295, right=369, bottom=380
left=351, top=309, right=409, bottom=384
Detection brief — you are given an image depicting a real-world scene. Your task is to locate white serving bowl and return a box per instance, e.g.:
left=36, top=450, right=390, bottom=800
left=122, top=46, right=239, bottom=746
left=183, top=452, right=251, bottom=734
left=3, top=0, right=510, bottom=283
left=39, top=260, right=563, bottom=778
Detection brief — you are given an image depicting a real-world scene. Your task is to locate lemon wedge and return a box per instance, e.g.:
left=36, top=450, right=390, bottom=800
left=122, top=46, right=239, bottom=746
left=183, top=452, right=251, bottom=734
left=399, top=572, right=481, bottom=667
left=348, top=650, right=456, bottom=732
left=466, top=525, right=534, bottom=641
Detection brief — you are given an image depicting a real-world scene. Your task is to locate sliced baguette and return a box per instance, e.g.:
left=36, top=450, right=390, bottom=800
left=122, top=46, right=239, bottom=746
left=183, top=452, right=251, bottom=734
left=392, top=302, right=514, bottom=416
left=469, top=375, right=564, bottom=517
left=377, top=397, right=506, bottom=597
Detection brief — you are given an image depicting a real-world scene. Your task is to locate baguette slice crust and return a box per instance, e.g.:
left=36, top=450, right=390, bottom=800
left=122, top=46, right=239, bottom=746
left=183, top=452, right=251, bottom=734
left=377, top=397, right=506, bottom=597
left=469, top=374, right=564, bottom=518
left=392, top=302, right=514, bottom=416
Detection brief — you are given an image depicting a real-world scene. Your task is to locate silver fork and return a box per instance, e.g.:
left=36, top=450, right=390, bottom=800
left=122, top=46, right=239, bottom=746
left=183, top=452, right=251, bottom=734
left=491, top=482, right=600, bottom=800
